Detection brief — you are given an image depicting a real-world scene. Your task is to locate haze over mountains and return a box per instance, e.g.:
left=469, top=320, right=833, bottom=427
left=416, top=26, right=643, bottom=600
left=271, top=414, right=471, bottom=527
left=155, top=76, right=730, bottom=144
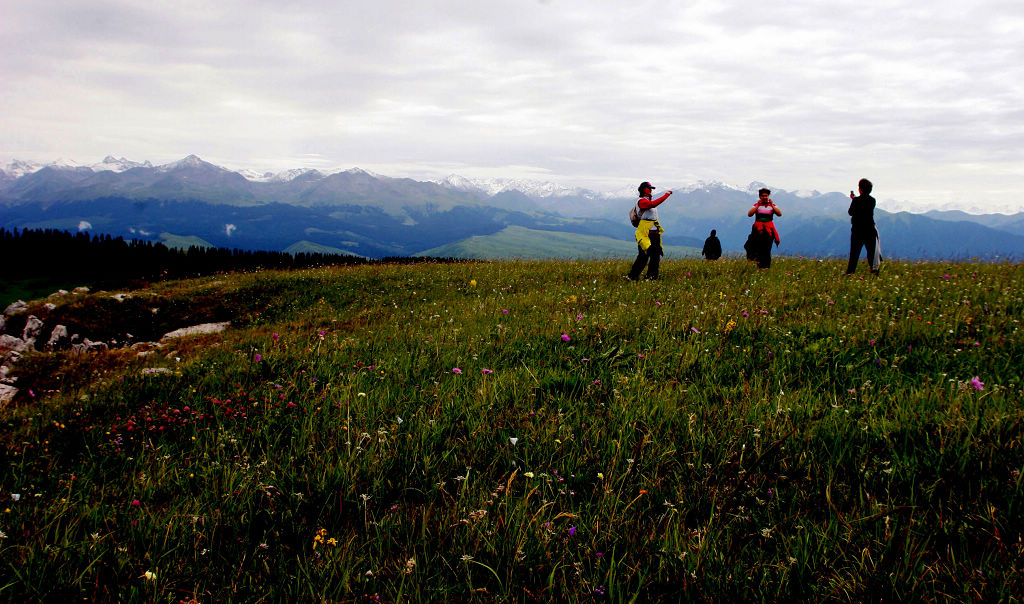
left=3, top=155, right=1024, bottom=261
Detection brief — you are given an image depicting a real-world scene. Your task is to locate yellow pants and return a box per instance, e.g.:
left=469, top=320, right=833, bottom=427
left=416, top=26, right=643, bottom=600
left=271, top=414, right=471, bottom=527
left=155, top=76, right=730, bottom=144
left=634, top=220, right=664, bottom=252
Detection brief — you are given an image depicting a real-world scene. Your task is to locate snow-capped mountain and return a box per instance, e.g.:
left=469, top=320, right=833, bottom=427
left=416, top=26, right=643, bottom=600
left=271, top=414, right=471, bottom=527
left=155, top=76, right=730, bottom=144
left=92, top=155, right=153, bottom=172
left=237, top=168, right=326, bottom=183
left=434, top=174, right=609, bottom=199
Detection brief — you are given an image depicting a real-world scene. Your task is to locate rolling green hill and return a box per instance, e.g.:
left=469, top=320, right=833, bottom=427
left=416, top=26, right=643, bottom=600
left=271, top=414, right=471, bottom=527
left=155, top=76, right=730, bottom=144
left=414, top=224, right=700, bottom=259
left=158, top=232, right=214, bottom=250
left=282, top=240, right=366, bottom=258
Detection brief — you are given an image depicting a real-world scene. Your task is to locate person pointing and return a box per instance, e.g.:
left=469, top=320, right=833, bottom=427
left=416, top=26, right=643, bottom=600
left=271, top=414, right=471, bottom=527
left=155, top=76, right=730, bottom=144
left=627, top=181, right=673, bottom=281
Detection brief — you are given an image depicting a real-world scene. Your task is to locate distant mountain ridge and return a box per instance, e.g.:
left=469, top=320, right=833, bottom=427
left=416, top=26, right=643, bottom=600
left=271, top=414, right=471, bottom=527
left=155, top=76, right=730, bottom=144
left=3, top=155, right=1024, bottom=261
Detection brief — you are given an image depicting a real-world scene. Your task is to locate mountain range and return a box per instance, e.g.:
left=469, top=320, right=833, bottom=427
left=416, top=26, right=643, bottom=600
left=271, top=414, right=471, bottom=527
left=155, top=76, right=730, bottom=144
left=3, top=155, right=1024, bottom=261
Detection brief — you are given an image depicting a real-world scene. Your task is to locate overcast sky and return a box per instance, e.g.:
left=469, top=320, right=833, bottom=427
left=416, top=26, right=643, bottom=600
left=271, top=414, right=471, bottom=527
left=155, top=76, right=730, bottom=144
left=2, top=0, right=1023, bottom=212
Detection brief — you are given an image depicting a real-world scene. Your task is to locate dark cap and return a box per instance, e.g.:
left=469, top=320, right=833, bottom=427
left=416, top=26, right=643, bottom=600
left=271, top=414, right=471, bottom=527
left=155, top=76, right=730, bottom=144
left=638, top=181, right=655, bottom=193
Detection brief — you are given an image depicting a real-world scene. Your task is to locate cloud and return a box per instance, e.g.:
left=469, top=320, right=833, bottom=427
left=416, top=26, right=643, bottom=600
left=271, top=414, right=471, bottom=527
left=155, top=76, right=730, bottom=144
left=225, top=224, right=236, bottom=236
left=78, top=221, right=92, bottom=231
left=2, top=0, right=1024, bottom=211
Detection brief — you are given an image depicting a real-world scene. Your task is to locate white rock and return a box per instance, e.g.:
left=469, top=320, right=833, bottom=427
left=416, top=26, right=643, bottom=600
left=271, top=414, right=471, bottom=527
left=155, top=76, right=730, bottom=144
left=46, top=325, right=69, bottom=351
left=4, top=300, right=27, bottom=315
left=22, top=315, right=44, bottom=343
left=160, top=322, right=230, bottom=340
left=0, top=384, right=17, bottom=405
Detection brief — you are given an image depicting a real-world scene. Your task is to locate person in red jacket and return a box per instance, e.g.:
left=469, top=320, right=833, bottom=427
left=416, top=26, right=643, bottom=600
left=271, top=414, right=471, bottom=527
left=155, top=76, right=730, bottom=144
left=744, top=188, right=781, bottom=269
left=627, top=181, right=673, bottom=280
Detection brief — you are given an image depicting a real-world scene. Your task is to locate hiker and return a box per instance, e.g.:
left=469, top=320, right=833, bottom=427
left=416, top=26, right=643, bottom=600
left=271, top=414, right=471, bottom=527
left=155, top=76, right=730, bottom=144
left=627, top=181, right=673, bottom=280
left=702, top=229, right=722, bottom=260
left=846, top=178, right=880, bottom=275
left=744, top=188, right=781, bottom=269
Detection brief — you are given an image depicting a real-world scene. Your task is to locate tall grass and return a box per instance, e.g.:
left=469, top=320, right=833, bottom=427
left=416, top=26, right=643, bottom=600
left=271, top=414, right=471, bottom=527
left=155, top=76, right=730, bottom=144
left=1, top=257, right=1022, bottom=601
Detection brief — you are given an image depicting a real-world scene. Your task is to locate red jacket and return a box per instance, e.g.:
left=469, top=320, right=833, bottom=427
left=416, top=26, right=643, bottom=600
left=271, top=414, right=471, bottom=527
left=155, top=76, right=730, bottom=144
left=637, top=192, right=671, bottom=210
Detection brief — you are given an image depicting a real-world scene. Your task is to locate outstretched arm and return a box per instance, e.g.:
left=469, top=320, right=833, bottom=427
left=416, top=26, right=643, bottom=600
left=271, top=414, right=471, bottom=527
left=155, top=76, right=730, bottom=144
left=638, top=190, right=673, bottom=209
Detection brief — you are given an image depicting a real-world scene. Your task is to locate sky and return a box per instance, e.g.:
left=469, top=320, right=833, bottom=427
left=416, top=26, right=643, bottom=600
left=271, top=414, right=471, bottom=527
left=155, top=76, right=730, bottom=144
left=2, top=0, right=1023, bottom=212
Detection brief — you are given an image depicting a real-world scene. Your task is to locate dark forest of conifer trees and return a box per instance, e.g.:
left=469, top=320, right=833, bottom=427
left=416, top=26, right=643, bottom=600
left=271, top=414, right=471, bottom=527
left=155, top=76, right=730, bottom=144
left=0, top=228, right=463, bottom=293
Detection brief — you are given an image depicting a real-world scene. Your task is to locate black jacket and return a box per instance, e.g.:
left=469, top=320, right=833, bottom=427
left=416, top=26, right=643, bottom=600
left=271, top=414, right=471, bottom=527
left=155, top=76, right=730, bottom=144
left=702, top=235, right=722, bottom=259
left=849, top=194, right=876, bottom=231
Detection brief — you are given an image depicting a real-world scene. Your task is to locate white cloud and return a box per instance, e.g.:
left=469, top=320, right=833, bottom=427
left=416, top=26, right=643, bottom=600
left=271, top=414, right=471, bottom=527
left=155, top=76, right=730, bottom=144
left=225, top=224, right=236, bottom=236
left=78, top=221, right=92, bottom=231
left=2, top=0, right=1024, bottom=211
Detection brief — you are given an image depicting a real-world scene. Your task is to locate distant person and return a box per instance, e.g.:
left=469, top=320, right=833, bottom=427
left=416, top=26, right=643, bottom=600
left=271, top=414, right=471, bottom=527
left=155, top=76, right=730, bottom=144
left=744, top=188, right=781, bottom=269
left=627, top=181, right=673, bottom=281
left=846, top=178, right=880, bottom=275
left=702, top=229, right=722, bottom=260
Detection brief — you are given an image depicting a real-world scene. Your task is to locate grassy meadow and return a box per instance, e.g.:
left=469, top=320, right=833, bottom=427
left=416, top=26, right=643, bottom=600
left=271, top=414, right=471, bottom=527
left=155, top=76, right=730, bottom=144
left=1, top=257, right=1023, bottom=602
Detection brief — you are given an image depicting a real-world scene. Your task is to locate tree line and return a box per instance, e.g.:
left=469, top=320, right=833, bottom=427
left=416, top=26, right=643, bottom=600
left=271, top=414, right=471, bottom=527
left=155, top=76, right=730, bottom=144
left=0, top=228, right=466, bottom=291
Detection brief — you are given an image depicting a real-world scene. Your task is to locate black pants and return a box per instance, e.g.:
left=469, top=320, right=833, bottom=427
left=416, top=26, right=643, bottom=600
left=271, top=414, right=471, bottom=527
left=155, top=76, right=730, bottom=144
left=847, top=228, right=878, bottom=274
left=628, top=230, right=662, bottom=280
left=747, top=229, right=774, bottom=269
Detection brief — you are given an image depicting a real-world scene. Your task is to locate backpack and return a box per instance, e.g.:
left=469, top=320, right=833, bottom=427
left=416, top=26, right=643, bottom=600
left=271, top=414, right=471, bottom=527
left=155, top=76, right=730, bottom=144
left=629, top=204, right=640, bottom=227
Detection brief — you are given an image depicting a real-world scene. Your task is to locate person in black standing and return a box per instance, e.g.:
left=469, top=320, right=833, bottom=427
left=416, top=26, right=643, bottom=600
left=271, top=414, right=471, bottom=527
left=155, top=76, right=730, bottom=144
left=846, top=178, right=879, bottom=275
left=702, top=229, right=722, bottom=260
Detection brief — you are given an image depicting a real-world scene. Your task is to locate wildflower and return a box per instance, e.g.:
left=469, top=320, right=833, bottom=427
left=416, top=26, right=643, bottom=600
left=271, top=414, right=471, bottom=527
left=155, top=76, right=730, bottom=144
left=313, top=528, right=327, bottom=549
left=655, top=301, right=662, bottom=306
left=452, top=367, right=462, bottom=374
left=561, top=333, right=571, bottom=342
left=690, top=327, right=699, bottom=334
left=568, top=526, right=577, bottom=536
left=272, top=333, right=280, bottom=341
left=143, top=570, right=156, bottom=581
left=131, top=499, right=141, bottom=507
left=461, top=555, right=474, bottom=562
left=502, top=309, right=509, bottom=314
left=971, top=376, right=984, bottom=390
left=576, top=313, right=584, bottom=320
left=597, top=472, right=604, bottom=479
left=327, top=537, right=338, bottom=547
left=404, top=557, right=416, bottom=574
left=509, top=437, right=518, bottom=445
left=470, top=280, right=477, bottom=286
left=524, top=472, right=535, bottom=478
left=482, top=368, right=493, bottom=375
left=254, top=353, right=262, bottom=362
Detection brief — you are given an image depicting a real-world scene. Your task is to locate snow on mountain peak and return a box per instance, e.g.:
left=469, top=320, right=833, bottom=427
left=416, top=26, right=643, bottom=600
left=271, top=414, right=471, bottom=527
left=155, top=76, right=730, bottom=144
left=157, top=155, right=216, bottom=172
left=1, top=159, right=43, bottom=179
left=435, top=175, right=600, bottom=199
left=93, top=156, right=152, bottom=172
left=239, top=167, right=324, bottom=183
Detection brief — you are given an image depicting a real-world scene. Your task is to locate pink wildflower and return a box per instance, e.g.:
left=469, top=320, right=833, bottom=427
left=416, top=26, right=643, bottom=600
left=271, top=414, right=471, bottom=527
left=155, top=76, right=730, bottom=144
left=561, top=334, right=571, bottom=342
left=452, top=368, right=462, bottom=374
left=481, top=368, right=493, bottom=375
left=254, top=353, right=262, bottom=362
left=971, top=376, right=984, bottom=390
